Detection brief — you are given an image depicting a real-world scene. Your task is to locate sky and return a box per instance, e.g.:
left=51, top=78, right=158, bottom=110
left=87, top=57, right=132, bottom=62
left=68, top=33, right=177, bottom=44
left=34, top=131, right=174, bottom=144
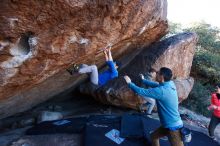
left=167, top=0, right=220, bottom=28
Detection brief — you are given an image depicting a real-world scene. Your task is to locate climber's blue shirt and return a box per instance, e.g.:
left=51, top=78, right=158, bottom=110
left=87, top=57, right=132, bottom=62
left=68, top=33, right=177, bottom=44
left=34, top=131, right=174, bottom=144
left=128, top=80, right=183, bottom=128
left=98, top=61, right=118, bottom=86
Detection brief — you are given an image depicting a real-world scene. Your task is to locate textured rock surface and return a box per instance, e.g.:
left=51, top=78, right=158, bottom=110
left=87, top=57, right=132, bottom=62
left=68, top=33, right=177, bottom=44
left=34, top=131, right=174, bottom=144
left=0, top=0, right=168, bottom=119
left=82, top=32, right=198, bottom=109
left=174, top=77, right=194, bottom=103
left=120, top=32, right=198, bottom=79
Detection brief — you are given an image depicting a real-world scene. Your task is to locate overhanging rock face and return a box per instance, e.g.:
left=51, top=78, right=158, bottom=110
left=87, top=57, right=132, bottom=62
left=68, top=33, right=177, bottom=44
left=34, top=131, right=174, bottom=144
left=0, top=0, right=168, bottom=119
left=84, top=32, right=198, bottom=109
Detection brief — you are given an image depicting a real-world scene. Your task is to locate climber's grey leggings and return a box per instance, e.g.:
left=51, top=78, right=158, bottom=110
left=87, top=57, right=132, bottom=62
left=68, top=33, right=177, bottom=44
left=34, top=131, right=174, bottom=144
left=78, top=64, right=99, bottom=85
left=144, top=97, right=156, bottom=114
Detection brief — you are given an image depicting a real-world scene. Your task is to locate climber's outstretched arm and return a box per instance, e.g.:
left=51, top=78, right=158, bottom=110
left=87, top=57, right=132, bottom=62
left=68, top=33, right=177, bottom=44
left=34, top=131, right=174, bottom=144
left=103, top=49, right=109, bottom=61
left=107, top=46, right=113, bottom=61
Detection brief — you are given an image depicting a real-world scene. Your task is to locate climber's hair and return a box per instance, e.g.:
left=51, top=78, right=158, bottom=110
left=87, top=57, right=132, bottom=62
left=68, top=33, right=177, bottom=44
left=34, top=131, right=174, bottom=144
left=149, top=68, right=157, bottom=73
left=217, top=83, right=220, bottom=88
left=159, top=67, right=173, bottom=82
left=114, top=61, right=122, bottom=69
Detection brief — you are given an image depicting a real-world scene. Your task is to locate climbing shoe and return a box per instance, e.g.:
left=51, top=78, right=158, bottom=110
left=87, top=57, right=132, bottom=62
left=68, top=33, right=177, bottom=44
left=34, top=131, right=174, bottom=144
left=66, top=64, right=80, bottom=75
left=138, top=104, right=148, bottom=113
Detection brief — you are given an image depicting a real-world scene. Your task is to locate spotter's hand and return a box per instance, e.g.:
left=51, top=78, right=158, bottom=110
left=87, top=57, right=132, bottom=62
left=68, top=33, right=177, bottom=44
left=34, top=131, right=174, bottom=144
left=124, top=75, right=131, bottom=84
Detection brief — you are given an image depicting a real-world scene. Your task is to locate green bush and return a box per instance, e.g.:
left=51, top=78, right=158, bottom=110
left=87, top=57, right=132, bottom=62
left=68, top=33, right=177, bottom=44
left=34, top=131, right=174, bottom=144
left=181, top=80, right=213, bottom=117
left=184, top=22, right=220, bottom=53
left=193, top=50, right=220, bottom=84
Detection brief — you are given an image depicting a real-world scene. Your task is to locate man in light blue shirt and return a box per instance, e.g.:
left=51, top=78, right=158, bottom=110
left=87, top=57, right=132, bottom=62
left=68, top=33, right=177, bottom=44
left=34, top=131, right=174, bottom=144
left=124, top=67, right=183, bottom=146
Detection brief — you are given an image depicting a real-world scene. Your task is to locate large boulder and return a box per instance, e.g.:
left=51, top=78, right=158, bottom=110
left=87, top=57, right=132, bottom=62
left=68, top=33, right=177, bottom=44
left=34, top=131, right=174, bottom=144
left=81, top=32, right=198, bottom=109
left=174, top=77, right=194, bottom=103
left=120, top=32, right=198, bottom=79
left=0, top=0, right=168, bottom=119
left=89, top=78, right=194, bottom=110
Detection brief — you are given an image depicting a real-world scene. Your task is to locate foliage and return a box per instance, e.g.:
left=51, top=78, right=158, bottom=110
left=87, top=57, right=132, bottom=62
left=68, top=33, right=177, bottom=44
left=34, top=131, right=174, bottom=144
left=168, top=21, right=183, bottom=36
left=184, top=22, right=220, bottom=53
left=181, top=80, right=213, bottom=117
left=193, top=50, right=220, bottom=84
left=168, top=21, right=220, bottom=117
